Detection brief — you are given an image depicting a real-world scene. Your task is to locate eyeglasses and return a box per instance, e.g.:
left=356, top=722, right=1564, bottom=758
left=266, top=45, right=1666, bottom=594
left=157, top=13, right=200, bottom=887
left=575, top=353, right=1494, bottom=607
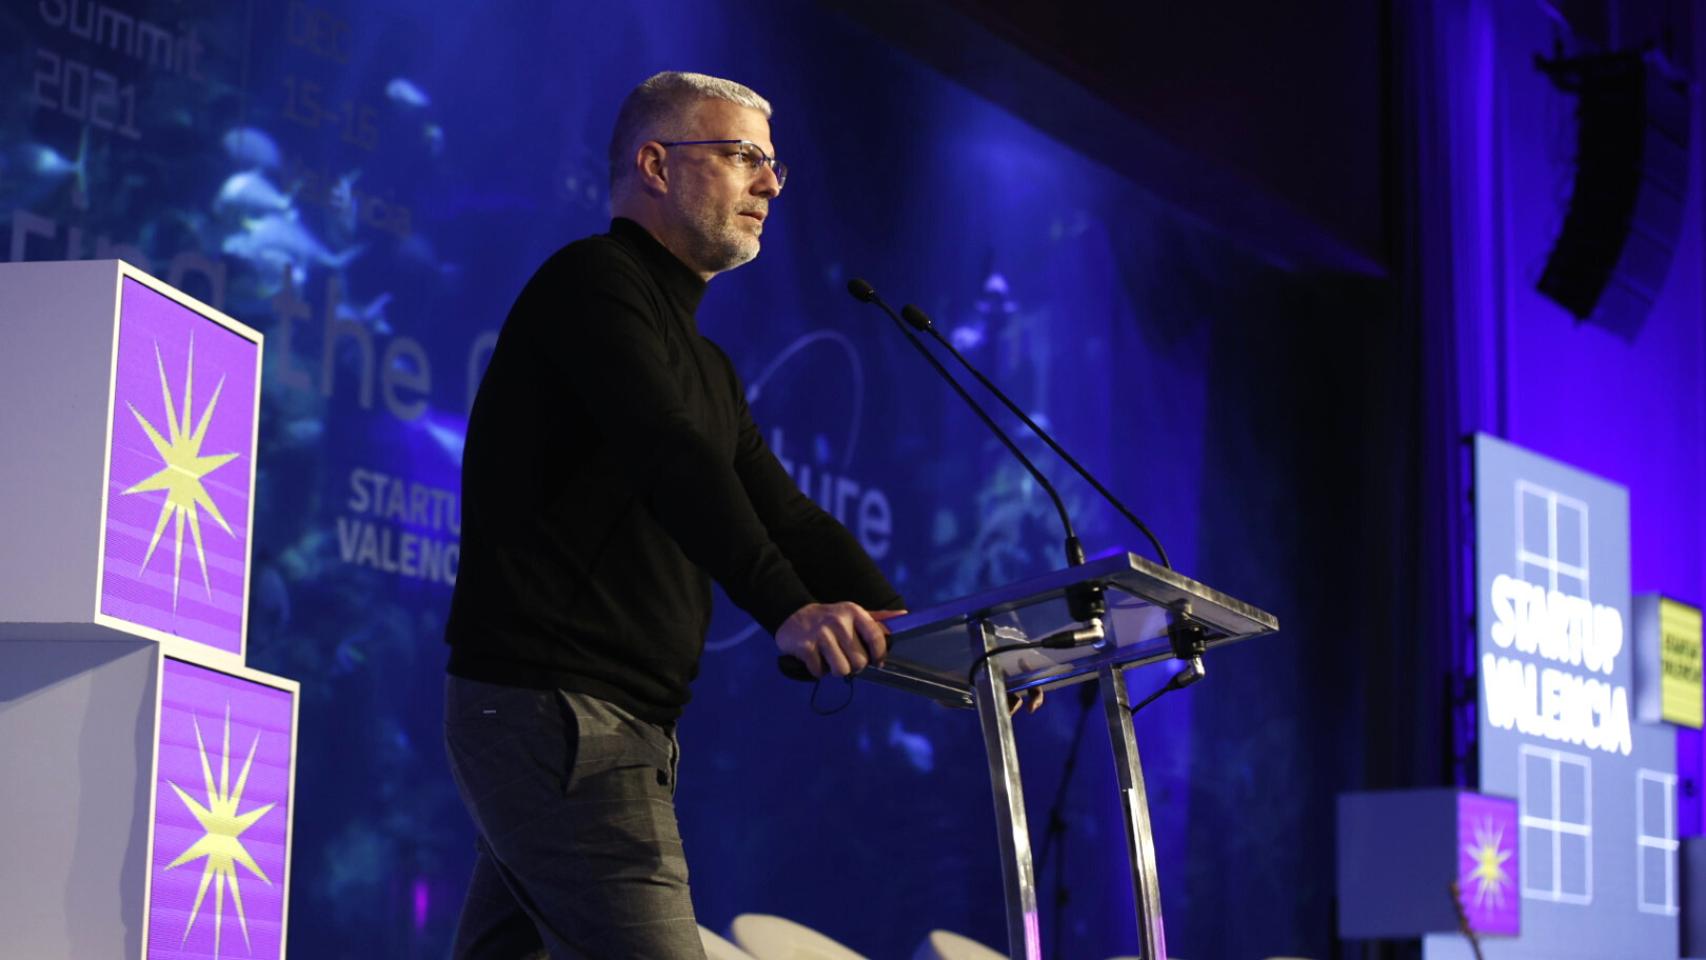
left=658, top=139, right=788, bottom=189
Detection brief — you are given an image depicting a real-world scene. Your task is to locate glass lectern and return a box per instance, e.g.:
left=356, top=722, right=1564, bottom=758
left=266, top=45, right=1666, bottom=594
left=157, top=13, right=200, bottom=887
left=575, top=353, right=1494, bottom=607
left=863, top=551, right=1278, bottom=960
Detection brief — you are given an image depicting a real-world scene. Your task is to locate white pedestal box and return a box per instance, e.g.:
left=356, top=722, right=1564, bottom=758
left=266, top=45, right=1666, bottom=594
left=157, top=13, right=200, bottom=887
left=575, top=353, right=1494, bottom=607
left=0, top=259, right=262, bottom=669
left=0, top=640, right=299, bottom=959
left=0, top=261, right=296, bottom=960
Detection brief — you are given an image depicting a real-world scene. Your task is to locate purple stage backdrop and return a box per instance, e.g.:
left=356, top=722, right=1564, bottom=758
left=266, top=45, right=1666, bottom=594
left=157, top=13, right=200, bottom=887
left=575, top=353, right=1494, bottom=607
left=149, top=658, right=294, bottom=960
left=103, top=279, right=258, bottom=654
left=1457, top=791, right=1520, bottom=937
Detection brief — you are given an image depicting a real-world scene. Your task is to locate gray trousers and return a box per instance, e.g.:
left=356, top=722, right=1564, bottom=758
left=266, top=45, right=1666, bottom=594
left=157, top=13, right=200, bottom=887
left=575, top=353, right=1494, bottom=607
left=443, top=675, right=708, bottom=959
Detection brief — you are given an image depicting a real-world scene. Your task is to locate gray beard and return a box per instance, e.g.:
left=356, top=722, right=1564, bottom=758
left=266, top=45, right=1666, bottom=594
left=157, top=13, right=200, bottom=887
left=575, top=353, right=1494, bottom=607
left=679, top=206, right=758, bottom=275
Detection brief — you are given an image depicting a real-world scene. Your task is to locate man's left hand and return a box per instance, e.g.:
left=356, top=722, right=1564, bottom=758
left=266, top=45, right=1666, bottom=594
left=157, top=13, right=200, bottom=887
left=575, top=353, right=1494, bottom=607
left=1008, top=689, right=1046, bottom=715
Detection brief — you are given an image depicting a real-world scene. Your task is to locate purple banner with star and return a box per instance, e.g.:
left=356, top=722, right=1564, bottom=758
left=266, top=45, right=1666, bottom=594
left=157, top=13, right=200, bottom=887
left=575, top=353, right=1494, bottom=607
left=103, top=279, right=258, bottom=654
left=1457, top=791, right=1520, bottom=937
left=149, top=658, right=294, bottom=960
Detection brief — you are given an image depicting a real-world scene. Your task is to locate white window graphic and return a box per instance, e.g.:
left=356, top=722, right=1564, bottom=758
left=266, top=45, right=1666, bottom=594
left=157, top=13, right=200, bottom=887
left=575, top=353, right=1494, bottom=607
left=1637, top=770, right=1679, bottom=915
left=1516, top=481, right=1590, bottom=600
left=1520, top=744, right=1593, bottom=904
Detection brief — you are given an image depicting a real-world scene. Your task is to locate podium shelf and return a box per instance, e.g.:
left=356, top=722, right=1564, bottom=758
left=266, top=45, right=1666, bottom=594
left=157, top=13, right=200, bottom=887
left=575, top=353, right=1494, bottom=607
left=865, top=552, right=1279, bottom=705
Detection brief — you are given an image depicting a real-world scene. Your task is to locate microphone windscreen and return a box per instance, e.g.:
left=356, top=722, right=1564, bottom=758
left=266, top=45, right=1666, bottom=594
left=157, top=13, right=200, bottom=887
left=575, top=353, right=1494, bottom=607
left=900, top=305, right=933, bottom=332
left=846, top=278, right=878, bottom=303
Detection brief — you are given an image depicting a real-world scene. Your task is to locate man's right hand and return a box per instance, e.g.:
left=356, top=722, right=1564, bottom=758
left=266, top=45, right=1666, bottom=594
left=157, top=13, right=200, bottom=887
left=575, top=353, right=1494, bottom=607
left=776, top=602, right=905, bottom=678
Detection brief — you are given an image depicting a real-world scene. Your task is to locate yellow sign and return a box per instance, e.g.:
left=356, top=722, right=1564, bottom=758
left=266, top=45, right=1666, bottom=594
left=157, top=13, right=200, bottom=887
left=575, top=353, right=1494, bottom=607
left=1660, top=598, right=1704, bottom=729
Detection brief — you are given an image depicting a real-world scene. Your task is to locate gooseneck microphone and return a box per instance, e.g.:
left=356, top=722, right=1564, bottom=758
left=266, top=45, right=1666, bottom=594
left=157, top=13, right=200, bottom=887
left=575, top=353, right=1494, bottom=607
left=898, top=303, right=1172, bottom=570
left=776, top=279, right=1091, bottom=685
left=849, top=278, right=1086, bottom=567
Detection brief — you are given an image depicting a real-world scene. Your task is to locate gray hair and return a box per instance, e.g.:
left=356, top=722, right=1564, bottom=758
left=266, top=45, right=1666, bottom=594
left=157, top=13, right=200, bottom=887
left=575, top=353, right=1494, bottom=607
left=608, top=71, right=773, bottom=194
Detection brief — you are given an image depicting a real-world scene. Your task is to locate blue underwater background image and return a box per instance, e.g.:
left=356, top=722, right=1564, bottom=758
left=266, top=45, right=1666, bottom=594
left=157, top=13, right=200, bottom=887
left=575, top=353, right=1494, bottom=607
left=1, top=1, right=1398, bottom=956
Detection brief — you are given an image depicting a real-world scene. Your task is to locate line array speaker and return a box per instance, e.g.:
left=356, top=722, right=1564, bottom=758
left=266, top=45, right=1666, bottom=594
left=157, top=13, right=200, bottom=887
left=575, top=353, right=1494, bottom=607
left=1535, top=50, right=1690, bottom=339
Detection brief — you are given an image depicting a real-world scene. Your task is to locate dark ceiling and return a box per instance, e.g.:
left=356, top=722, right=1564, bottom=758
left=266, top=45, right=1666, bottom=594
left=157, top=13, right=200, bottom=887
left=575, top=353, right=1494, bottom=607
left=945, top=0, right=1390, bottom=265
left=825, top=1, right=1391, bottom=273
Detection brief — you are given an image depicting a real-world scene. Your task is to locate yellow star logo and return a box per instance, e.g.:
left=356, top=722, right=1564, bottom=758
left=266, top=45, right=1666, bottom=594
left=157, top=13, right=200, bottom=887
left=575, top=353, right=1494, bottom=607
left=1463, top=816, right=1514, bottom=911
left=165, top=705, right=277, bottom=957
left=123, top=334, right=239, bottom=606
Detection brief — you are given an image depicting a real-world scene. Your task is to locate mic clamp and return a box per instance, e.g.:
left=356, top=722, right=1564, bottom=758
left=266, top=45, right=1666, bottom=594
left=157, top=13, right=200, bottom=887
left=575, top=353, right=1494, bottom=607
left=1166, top=601, right=1208, bottom=685
left=1166, top=610, right=1207, bottom=660
left=1066, top=579, right=1106, bottom=625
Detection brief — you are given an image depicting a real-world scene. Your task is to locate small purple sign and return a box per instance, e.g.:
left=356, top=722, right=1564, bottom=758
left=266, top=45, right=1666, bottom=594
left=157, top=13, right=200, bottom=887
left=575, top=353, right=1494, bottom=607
left=149, top=659, right=293, bottom=960
left=103, top=279, right=257, bottom=654
left=1457, top=791, right=1520, bottom=936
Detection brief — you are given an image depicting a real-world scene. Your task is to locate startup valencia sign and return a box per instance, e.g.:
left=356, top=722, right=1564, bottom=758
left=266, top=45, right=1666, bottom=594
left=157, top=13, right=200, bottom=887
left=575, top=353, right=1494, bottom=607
left=1468, top=434, right=1676, bottom=960
left=1477, top=435, right=1630, bottom=756
left=1482, top=565, right=1630, bottom=753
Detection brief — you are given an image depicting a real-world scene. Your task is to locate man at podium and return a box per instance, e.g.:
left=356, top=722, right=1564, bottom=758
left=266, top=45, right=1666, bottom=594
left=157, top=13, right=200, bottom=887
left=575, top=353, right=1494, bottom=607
left=441, top=71, right=904, bottom=958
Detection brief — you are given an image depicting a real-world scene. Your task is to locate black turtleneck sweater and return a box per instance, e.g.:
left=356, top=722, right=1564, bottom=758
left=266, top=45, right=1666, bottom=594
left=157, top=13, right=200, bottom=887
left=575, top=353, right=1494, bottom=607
left=446, top=218, right=902, bottom=722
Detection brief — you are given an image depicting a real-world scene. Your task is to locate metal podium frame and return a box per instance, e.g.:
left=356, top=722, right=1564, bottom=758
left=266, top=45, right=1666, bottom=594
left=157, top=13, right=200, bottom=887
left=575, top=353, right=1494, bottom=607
left=862, top=552, right=1278, bottom=960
